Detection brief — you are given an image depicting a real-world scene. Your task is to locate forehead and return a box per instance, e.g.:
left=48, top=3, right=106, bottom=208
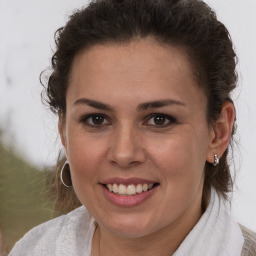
left=68, top=38, right=206, bottom=108
left=71, top=39, right=195, bottom=81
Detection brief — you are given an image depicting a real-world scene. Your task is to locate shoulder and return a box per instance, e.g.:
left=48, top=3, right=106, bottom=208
left=8, top=206, right=93, bottom=256
left=240, top=224, right=256, bottom=256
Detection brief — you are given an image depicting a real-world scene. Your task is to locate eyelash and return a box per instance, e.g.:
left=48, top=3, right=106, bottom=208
left=79, top=113, right=177, bottom=128
left=79, top=113, right=110, bottom=128
left=144, top=113, right=177, bottom=127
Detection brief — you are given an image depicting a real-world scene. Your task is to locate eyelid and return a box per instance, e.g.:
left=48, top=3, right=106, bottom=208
left=144, top=113, right=177, bottom=127
left=79, top=113, right=111, bottom=127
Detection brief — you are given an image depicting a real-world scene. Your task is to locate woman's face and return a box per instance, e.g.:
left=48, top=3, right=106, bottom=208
left=60, top=39, right=215, bottom=238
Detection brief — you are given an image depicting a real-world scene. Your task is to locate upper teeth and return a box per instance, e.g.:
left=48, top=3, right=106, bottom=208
left=106, top=183, right=154, bottom=196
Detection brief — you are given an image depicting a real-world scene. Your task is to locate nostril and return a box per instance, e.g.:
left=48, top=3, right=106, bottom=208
left=110, top=159, right=142, bottom=168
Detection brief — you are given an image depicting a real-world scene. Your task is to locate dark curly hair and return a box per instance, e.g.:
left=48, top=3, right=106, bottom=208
left=41, top=0, right=237, bottom=213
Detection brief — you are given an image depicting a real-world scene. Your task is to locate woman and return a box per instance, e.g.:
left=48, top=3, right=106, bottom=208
left=9, top=0, right=256, bottom=255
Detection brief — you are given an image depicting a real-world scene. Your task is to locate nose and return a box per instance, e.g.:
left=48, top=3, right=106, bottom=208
left=108, top=125, right=146, bottom=168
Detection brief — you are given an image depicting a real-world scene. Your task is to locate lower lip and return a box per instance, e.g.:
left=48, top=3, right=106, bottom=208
left=102, top=185, right=158, bottom=207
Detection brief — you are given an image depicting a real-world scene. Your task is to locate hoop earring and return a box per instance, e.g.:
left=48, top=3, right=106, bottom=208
left=213, top=154, right=219, bottom=167
left=60, top=160, right=72, bottom=187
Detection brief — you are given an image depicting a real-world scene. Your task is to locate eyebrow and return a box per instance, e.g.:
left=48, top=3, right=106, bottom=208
left=73, top=98, right=186, bottom=111
left=74, top=98, right=113, bottom=111
left=136, top=99, right=186, bottom=111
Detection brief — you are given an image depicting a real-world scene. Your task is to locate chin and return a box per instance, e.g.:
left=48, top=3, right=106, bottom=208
left=96, top=213, right=163, bottom=239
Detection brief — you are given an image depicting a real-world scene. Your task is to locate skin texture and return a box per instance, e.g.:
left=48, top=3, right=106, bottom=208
left=59, top=38, right=235, bottom=256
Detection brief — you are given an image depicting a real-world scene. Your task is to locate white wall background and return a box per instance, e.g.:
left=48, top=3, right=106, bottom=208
left=0, top=0, right=255, bottom=231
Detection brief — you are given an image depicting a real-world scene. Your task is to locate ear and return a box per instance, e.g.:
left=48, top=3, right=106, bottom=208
left=206, top=101, right=235, bottom=164
left=58, top=110, right=67, bottom=149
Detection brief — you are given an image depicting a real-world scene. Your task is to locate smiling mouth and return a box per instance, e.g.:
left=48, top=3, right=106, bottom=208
left=104, top=183, right=159, bottom=196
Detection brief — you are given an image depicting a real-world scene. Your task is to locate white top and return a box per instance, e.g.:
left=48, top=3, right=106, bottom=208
left=9, top=188, right=244, bottom=256
left=9, top=207, right=95, bottom=256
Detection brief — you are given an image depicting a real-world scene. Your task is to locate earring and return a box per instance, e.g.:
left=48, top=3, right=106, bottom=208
left=60, top=160, right=72, bottom=187
left=213, top=154, right=219, bottom=167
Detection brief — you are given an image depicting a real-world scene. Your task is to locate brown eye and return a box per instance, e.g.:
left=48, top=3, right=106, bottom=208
left=145, top=114, right=176, bottom=127
left=79, top=114, right=110, bottom=127
left=91, top=115, right=105, bottom=125
left=153, top=116, right=167, bottom=126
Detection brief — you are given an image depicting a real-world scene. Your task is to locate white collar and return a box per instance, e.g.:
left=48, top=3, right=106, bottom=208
left=173, top=188, right=244, bottom=256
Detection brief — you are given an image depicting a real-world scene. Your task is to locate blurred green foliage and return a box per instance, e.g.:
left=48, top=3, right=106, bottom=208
left=0, top=142, right=55, bottom=255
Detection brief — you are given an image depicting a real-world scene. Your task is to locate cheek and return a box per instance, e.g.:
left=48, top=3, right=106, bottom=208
left=148, top=129, right=208, bottom=183
left=65, top=135, right=109, bottom=210
left=66, top=133, right=107, bottom=184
